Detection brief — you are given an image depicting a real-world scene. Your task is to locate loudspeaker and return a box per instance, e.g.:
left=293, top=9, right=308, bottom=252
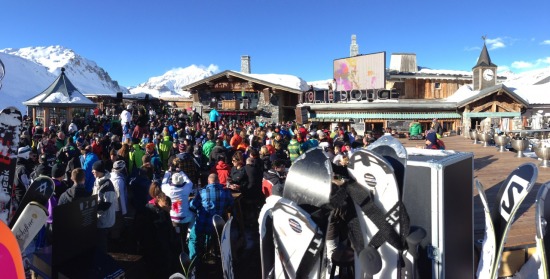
left=116, top=92, right=123, bottom=103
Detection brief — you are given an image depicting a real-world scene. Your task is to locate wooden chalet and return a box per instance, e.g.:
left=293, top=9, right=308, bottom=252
left=182, top=70, right=305, bottom=123
left=299, top=43, right=532, bottom=136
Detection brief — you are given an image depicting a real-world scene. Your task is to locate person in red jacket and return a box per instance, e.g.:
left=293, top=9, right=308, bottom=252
left=211, top=154, right=231, bottom=187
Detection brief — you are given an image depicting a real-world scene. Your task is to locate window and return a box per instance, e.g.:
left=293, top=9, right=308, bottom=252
left=435, top=82, right=442, bottom=89
left=35, top=107, right=45, bottom=126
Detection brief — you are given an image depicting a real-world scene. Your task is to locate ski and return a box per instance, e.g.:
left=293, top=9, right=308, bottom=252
left=367, top=135, right=408, bottom=192
left=11, top=201, right=48, bottom=251
left=221, top=216, right=235, bottom=279
left=258, top=195, right=281, bottom=279
left=8, top=175, right=54, bottom=228
left=475, top=180, right=497, bottom=279
left=535, top=181, right=550, bottom=278
left=0, top=220, right=26, bottom=279
left=490, top=163, right=538, bottom=279
left=347, top=149, right=411, bottom=278
left=0, top=106, right=23, bottom=225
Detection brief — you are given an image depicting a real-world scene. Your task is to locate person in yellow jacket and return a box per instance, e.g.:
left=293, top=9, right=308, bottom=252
left=129, top=138, right=145, bottom=174
left=158, top=135, right=172, bottom=171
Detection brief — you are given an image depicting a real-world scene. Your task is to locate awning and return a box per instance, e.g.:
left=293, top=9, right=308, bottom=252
left=309, top=112, right=461, bottom=121
left=463, top=112, right=521, bottom=118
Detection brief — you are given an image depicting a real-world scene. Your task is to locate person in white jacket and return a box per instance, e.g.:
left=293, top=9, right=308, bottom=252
left=161, top=170, right=194, bottom=253
left=92, top=161, right=117, bottom=253
left=110, top=160, right=128, bottom=239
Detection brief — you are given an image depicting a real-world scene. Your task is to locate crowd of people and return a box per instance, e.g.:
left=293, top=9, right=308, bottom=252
left=10, top=103, right=445, bottom=276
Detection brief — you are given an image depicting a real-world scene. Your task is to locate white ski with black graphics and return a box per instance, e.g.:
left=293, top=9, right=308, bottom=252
left=9, top=175, right=54, bottom=228
left=0, top=106, right=23, bottom=224
left=475, top=180, right=497, bottom=279
left=11, top=201, right=48, bottom=251
left=220, top=216, right=235, bottom=279
left=535, top=181, right=550, bottom=278
left=259, top=195, right=282, bottom=279
left=477, top=163, right=538, bottom=279
left=347, top=148, right=413, bottom=278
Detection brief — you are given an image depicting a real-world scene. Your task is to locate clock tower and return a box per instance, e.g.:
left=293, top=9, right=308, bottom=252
left=472, top=38, right=497, bottom=91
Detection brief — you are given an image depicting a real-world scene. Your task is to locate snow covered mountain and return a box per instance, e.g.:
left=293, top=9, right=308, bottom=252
left=129, top=64, right=218, bottom=98
left=1, top=46, right=126, bottom=95
left=0, top=46, right=127, bottom=112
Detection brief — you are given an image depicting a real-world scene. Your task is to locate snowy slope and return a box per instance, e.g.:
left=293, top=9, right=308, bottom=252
left=130, top=65, right=218, bottom=98
left=1, top=46, right=127, bottom=96
left=0, top=52, right=56, bottom=113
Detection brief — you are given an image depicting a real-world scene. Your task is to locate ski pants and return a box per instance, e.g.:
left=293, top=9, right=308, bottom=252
left=188, top=226, right=211, bottom=262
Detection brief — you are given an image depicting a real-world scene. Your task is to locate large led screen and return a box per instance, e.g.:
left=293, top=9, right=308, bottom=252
left=333, top=52, right=386, bottom=91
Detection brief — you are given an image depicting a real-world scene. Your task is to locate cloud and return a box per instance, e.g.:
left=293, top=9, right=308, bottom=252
left=511, top=61, right=533, bottom=69
left=510, top=57, right=550, bottom=69
left=485, top=37, right=506, bottom=50
left=464, top=46, right=481, bottom=52
left=497, top=65, right=510, bottom=73
left=541, top=40, right=550, bottom=45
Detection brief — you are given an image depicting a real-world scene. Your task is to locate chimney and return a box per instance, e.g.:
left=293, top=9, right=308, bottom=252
left=350, top=35, right=359, bottom=57
left=241, top=55, right=251, bottom=74
left=389, top=53, right=417, bottom=73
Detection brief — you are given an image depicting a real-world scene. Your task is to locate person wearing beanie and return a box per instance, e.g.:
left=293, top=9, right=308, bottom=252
left=92, top=160, right=117, bottom=253
left=109, top=160, right=127, bottom=240
left=80, top=145, right=99, bottom=193
left=129, top=138, right=145, bottom=175
left=161, top=170, right=194, bottom=254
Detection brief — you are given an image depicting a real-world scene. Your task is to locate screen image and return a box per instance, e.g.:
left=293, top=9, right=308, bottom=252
left=333, top=52, right=386, bottom=91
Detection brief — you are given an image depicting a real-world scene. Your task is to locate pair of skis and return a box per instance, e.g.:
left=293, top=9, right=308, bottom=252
left=347, top=135, right=422, bottom=278
left=476, top=163, right=539, bottom=278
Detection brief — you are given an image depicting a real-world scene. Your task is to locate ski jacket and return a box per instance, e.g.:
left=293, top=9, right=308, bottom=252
left=110, top=171, right=128, bottom=215
left=202, top=140, right=215, bottom=159
left=230, top=134, right=242, bottom=150
left=81, top=152, right=99, bottom=193
left=209, top=109, right=220, bottom=122
left=409, top=122, right=422, bottom=136
left=129, top=144, right=145, bottom=174
left=158, top=136, right=172, bottom=170
left=230, top=166, right=248, bottom=191
left=93, top=173, right=117, bottom=229
left=244, top=164, right=264, bottom=201
left=58, top=183, right=90, bottom=206
left=176, top=152, right=199, bottom=185
left=160, top=172, right=194, bottom=224
left=209, top=145, right=226, bottom=164
left=262, top=169, right=284, bottom=197
left=212, top=161, right=231, bottom=186
left=189, top=182, right=233, bottom=234
left=287, top=139, right=301, bottom=162
left=14, top=159, right=32, bottom=205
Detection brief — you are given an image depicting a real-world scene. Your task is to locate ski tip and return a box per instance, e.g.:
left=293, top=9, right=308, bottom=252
left=359, top=246, right=382, bottom=276
left=0, top=222, right=25, bottom=279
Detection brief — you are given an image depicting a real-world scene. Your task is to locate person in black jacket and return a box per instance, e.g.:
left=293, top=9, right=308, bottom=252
left=58, top=168, right=91, bottom=205
left=228, top=151, right=248, bottom=192
left=209, top=139, right=226, bottom=165
left=244, top=157, right=264, bottom=229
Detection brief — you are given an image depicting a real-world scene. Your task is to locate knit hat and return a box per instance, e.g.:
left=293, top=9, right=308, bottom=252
left=171, top=173, right=184, bottom=185
left=17, top=146, right=31, bottom=159
left=146, top=143, right=155, bottom=152
left=426, top=132, right=437, bottom=144
left=52, top=163, right=65, bottom=178
left=92, top=161, right=106, bottom=173
left=113, top=160, right=126, bottom=170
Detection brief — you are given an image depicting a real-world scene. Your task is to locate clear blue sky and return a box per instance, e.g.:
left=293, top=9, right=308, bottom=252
left=2, top=0, right=549, bottom=87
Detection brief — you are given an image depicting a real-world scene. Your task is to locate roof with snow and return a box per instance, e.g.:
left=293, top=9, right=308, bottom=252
left=456, top=84, right=528, bottom=108
left=182, top=70, right=308, bottom=94
left=23, top=68, right=95, bottom=107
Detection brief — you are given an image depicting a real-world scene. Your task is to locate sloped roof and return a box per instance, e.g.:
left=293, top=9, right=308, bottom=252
left=473, top=43, right=497, bottom=69
left=182, top=70, right=306, bottom=94
left=24, top=68, right=95, bottom=107
left=456, top=84, right=528, bottom=108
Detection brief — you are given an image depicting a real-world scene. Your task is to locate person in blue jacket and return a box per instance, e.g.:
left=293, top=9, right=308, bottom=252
left=209, top=109, right=220, bottom=128
left=80, top=145, right=99, bottom=193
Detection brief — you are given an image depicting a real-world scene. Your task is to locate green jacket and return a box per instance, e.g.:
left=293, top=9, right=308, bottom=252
left=409, top=122, right=422, bottom=136
left=129, top=144, right=145, bottom=174
left=158, top=136, right=172, bottom=171
left=202, top=140, right=216, bottom=159
left=287, top=139, right=301, bottom=162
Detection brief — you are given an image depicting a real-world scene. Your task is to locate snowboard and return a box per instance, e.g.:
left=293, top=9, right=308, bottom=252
left=475, top=180, right=497, bottom=279
left=283, top=147, right=333, bottom=207
left=9, top=175, right=54, bottom=228
left=271, top=198, right=324, bottom=279
left=488, top=163, right=538, bottom=279
left=221, top=216, right=235, bottom=279
left=535, top=181, right=550, bottom=278
left=258, top=195, right=281, bottom=279
left=0, top=107, right=23, bottom=225
left=0, top=220, right=26, bottom=279
left=347, top=149, right=409, bottom=278
left=11, top=201, right=49, bottom=251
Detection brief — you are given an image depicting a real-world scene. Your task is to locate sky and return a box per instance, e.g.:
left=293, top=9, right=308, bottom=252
left=1, top=0, right=549, bottom=87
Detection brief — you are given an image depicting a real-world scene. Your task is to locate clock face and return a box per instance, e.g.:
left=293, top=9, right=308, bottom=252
left=483, top=69, right=494, bottom=81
